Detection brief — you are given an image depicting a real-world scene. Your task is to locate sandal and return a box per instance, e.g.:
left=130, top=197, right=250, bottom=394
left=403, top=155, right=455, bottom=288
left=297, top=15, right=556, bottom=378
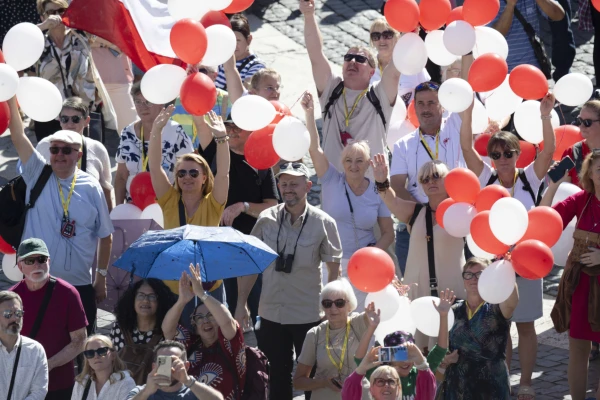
left=590, top=344, right=600, bottom=361
left=517, top=386, right=535, bottom=400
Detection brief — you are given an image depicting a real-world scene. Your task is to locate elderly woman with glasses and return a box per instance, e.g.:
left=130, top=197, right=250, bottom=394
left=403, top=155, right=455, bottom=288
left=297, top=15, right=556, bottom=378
left=343, top=347, right=404, bottom=400
left=71, top=335, right=135, bottom=399
left=162, top=265, right=246, bottom=400
left=460, top=93, right=556, bottom=399
left=293, top=278, right=380, bottom=400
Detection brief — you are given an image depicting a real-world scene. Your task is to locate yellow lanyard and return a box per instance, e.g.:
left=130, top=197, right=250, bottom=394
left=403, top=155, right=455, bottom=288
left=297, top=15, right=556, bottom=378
left=467, top=301, right=485, bottom=320
left=326, top=322, right=350, bottom=375
left=140, top=125, right=149, bottom=172
left=498, top=170, right=519, bottom=197
left=419, top=129, right=440, bottom=160
left=378, top=64, right=383, bottom=77
left=57, top=171, right=77, bottom=220
left=342, top=88, right=368, bottom=127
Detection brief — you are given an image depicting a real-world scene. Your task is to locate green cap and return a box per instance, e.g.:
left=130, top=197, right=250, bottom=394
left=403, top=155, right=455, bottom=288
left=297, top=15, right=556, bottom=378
left=17, top=238, right=50, bottom=260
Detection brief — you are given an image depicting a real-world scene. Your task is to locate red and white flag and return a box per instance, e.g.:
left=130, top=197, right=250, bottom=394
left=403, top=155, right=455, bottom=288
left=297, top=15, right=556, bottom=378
left=63, top=0, right=182, bottom=72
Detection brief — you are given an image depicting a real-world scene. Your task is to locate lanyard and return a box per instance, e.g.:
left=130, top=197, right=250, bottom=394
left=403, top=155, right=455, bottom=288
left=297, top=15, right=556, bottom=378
left=140, top=125, right=149, bottom=172
left=342, top=88, right=368, bottom=127
left=276, top=209, right=309, bottom=255
left=57, top=171, right=77, bottom=220
left=498, top=170, right=519, bottom=197
left=419, top=130, right=440, bottom=160
left=326, top=321, right=350, bottom=375
left=466, top=301, right=485, bottom=320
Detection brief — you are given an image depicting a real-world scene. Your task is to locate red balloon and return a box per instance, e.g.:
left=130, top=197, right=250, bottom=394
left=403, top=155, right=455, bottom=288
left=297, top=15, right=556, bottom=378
left=0, top=102, right=10, bottom=135
left=0, top=50, right=5, bottom=63
left=407, top=101, right=420, bottom=127
left=474, top=133, right=491, bottom=157
left=223, top=0, right=254, bottom=13
left=0, top=235, right=15, bottom=254
left=462, top=0, right=500, bottom=26
left=384, top=0, right=420, bottom=33
left=444, top=168, right=481, bottom=204
left=201, top=11, right=232, bottom=29
left=170, top=19, right=207, bottom=65
left=511, top=239, right=554, bottom=279
left=516, top=141, right=537, bottom=168
left=475, top=185, right=510, bottom=213
left=419, top=0, right=452, bottom=31
left=180, top=72, right=217, bottom=116
left=244, top=124, right=280, bottom=170
left=470, top=211, right=511, bottom=255
left=446, top=6, right=464, bottom=25
left=593, top=0, right=600, bottom=12
left=270, top=100, right=292, bottom=124
left=518, top=206, right=563, bottom=247
left=436, top=198, right=456, bottom=228
left=538, top=125, right=583, bottom=161
left=468, top=53, right=508, bottom=92
left=508, top=64, right=549, bottom=100
left=347, top=247, right=395, bottom=292
left=130, top=172, right=157, bottom=210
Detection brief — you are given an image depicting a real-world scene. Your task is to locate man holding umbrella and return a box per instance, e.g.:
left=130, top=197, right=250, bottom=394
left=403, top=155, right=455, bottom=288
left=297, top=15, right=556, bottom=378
left=236, top=162, right=343, bottom=400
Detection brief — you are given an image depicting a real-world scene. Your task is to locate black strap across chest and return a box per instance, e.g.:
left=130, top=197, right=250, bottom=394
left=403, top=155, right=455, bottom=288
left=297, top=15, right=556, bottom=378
left=29, top=277, right=57, bottom=339
left=424, top=204, right=438, bottom=297
left=81, top=378, right=92, bottom=400
left=6, top=339, right=22, bottom=400
left=178, top=197, right=186, bottom=227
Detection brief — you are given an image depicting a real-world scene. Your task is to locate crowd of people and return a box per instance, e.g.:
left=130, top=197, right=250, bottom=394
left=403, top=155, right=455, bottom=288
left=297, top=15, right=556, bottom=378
left=1, top=0, right=600, bottom=399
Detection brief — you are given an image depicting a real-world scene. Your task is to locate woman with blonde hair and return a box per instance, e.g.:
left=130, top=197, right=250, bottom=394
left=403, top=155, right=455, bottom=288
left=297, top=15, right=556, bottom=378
left=342, top=347, right=403, bottom=400
left=71, top=335, right=135, bottom=399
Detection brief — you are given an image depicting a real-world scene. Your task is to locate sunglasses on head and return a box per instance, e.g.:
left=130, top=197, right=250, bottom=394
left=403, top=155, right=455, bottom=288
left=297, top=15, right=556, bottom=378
left=45, top=8, right=66, bottom=15
left=374, top=378, right=398, bottom=388
left=415, top=82, right=440, bottom=92
left=49, top=146, right=76, bottom=155
left=462, top=271, right=483, bottom=280
left=3, top=309, right=24, bottom=319
left=83, top=347, right=111, bottom=359
left=280, top=162, right=304, bottom=170
left=489, top=150, right=517, bottom=160
left=176, top=169, right=200, bottom=178
left=321, top=299, right=347, bottom=309
left=22, top=255, right=48, bottom=266
left=572, top=117, right=600, bottom=128
left=370, top=30, right=395, bottom=41
left=344, top=54, right=370, bottom=65
left=419, top=172, right=441, bottom=185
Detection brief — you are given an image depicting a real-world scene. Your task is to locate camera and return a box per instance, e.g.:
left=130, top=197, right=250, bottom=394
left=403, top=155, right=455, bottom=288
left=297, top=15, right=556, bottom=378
left=275, top=253, right=294, bottom=273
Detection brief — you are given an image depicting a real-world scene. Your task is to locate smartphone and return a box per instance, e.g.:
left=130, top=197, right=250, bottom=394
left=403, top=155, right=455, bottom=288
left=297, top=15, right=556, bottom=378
left=379, top=346, right=408, bottom=363
left=156, top=355, right=172, bottom=386
left=330, top=377, right=342, bottom=389
left=548, top=156, right=575, bottom=183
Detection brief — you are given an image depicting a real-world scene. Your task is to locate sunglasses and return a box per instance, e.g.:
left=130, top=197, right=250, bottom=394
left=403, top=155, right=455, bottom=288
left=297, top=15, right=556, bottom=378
left=321, top=299, right=347, bottom=309
left=134, top=99, right=152, bottom=107
left=45, top=8, right=66, bottom=15
left=83, top=347, right=111, bottom=359
left=176, top=169, right=200, bottom=178
left=419, top=172, right=441, bottom=185
left=415, top=82, right=440, bottom=92
left=374, top=378, right=398, bottom=388
left=489, top=150, right=517, bottom=160
left=462, top=271, right=483, bottom=280
left=370, top=30, right=395, bottom=41
left=344, top=54, right=371, bottom=66
left=135, top=292, right=158, bottom=302
left=59, top=115, right=82, bottom=124
left=3, top=309, right=24, bottom=319
left=49, top=146, right=76, bottom=155
left=22, top=255, right=48, bottom=266
left=192, top=312, right=214, bottom=322
left=572, top=117, right=600, bottom=128
left=280, top=162, right=304, bottom=170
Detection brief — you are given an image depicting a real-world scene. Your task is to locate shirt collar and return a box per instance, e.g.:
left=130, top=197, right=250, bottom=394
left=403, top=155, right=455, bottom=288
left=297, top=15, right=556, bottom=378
left=0, top=335, right=21, bottom=354
left=282, top=203, right=309, bottom=225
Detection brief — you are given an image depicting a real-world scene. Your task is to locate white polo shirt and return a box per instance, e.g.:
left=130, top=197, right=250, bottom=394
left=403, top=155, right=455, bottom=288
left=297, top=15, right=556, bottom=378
left=390, top=112, right=465, bottom=203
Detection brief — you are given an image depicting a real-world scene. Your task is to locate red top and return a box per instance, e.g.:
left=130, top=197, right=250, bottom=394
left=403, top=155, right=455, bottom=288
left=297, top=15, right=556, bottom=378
left=11, top=277, right=88, bottom=391
left=561, top=141, right=591, bottom=188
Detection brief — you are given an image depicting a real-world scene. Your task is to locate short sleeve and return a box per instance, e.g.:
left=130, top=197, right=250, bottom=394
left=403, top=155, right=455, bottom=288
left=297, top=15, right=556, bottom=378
left=126, top=386, right=142, bottom=399
left=477, top=161, right=494, bottom=186
left=320, top=163, right=343, bottom=185
left=94, top=184, right=115, bottom=239
left=22, top=150, right=48, bottom=187
left=320, top=218, right=343, bottom=263
left=524, top=161, right=543, bottom=187
left=260, top=169, right=279, bottom=201
left=157, top=186, right=178, bottom=209
left=115, top=127, right=132, bottom=164
left=377, top=197, right=391, bottom=218
left=390, top=140, right=409, bottom=177
left=67, top=285, right=89, bottom=333
left=297, top=326, right=318, bottom=366
left=174, top=324, right=191, bottom=347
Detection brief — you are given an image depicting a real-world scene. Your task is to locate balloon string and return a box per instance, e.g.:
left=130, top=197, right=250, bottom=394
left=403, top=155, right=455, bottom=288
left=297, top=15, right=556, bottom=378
left=289, top=91, right=307, bottom=111
left=555, top=102, right=569, bottom=153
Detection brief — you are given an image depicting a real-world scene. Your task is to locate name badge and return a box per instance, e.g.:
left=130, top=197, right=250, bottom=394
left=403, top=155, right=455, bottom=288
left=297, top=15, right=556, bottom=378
left=61, top=219, right=76, bottom=238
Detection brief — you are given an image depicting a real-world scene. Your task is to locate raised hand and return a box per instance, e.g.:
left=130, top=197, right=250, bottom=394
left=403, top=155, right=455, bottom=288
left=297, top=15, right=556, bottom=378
left=187, top=263, right=205, bottom=297
left=434, top=289, right=456, bottom=317
left=370, top=153, right=389, bottom=184
left=581, top=247, right=600, bottom=267
left=365, top=302, right=381, bottom=329
left=206, top=111, right=226, bottom=138
left=540, top=92, right=556, bottom=116
left=357, top=346, right=382, bottom=375
left=301, top=91, right=314, bottom=113
left=152, top=104, right=175, bottom=133
left=178, top=271, right=195, bottom=304
left=299, top=0, right=316, bottom=15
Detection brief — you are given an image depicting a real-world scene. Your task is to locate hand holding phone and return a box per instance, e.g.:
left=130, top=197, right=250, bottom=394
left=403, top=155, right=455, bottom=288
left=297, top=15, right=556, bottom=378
left=548, top=156, right=575, bottom=183
left=156, top=355, right=172, bottom=386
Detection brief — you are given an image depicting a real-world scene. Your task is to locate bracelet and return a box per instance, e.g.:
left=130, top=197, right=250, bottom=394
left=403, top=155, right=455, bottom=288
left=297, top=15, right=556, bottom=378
left=540, top=115, right=552, bottom=120
left=185, top=376, right=196, bottom=388
left=200, top=291, right=209, bottom=302
left=214, top=134, right=230, bottom=144
left=375, top=179, right=390, bottom=193
left=437, top=366, right=446, bottom=374
left=415, top=360, right=429, bottom=371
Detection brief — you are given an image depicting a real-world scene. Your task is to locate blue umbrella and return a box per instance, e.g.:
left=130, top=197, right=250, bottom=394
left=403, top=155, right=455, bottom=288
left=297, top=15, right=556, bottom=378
left=113, top=225, right=278, bottom=282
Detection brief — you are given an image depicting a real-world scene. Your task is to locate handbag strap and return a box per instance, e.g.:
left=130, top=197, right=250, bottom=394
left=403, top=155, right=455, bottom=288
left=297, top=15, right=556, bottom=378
left=49, top=41, right=72, bottom=98
left=503, top=0, right=537, bottom=37
left=29, top=277, right=57, bottom=339
left=6, top=339, right=22, bottom=400
left=178, top=197, right=186, bottom=227
left=425, top=204, right=438, bottom=297
left=82, top=378, right=92, bottom=400
left=81, top=138, right=87, bottom=172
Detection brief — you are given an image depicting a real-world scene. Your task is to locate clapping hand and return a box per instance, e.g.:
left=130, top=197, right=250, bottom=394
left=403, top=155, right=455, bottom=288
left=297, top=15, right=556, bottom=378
left=434, top=289, right=456, bottom=317
left=178, top=271, right=195, bottom=304
left=365, top=302, right=381, bottom=329
left=581, top=247, right=600, bottom=267
left=187, top=263, right=205, bottom=297
left=370, top=154, right=389, bottom=184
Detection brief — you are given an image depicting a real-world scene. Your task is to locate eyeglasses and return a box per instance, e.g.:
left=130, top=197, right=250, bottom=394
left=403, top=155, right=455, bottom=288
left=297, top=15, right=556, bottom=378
left=419, top=172, right=441, bottom=185
left=489, top=150, right=517, bottom=160
left=45, top=8, right=66, bottom=16
left=192, top=312, right=214, bottom=322
left=261, top=85, right=282, bottom=93
left=2, top=310, right=24, bottom=319
left=134, top=99, right=152, bottom=107
left=280, top=162, right=304, bottom=170
left=225, top=123, right=242, bottom=134
left=344, top=54, right=371, bottom=66
left=415, top=82, right=440, bottom=92
left=321, top=299, right=347, bottom=309
left=135, top=292, right=158, bottom=302
left=22, top=255, right=48, bottom=266
left=176, top=169, right=200, bottom=178
left=199, top=68, right=209, bottom=74
left=83, top=347, right=111, bottom=359
left=462, top=271, right=483, bottom=280
left=373, top=378, right=398, bottom=388
left=49, top=146, right=76, bottom=155
left=572, top=117, right=600, bottom=128
left=370, top=30, right=395, bottom=41
left=59, top=115, right=82, bottom=124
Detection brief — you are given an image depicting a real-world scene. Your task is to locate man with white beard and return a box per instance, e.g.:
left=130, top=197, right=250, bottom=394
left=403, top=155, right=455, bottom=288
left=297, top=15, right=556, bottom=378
left=10, top=238, right=88, bottom=400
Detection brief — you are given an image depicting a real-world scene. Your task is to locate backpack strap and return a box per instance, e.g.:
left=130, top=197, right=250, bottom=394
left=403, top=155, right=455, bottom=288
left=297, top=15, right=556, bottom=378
left=29, top=277, right=56, bottom=339
left=572, top=141, right=584, bottom=175
left=81, top=138, right=87, bottom=172
left=365, top=86, right=387, bottom=129
left=408, top=203, right=424, bottom=228
left=517, top=168, right=538, bottom=206
left=322, top=81, right=345, bottom=122
left=27, top=165, right=53, bottom=209
left=425, top=204, right=438, bottom=297
left=485, top=170, right=499, bottom=187
left=81, top=378, right=92, bottom=400
left=236, top=54, right=257, bottom=74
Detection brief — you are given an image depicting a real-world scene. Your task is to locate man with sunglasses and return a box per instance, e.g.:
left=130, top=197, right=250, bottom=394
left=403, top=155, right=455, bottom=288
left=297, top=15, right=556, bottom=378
left=236, top=162, right=342, bottom=400
left=10, top=238, right=88, bottom=400
left=0, top=291, right=48, bottom=400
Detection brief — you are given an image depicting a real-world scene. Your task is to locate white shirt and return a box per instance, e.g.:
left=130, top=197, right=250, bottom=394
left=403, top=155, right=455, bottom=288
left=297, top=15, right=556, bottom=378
left=71, top=371, right=137, bottom=400
left=0, top=335, right=48, bottom=400
left=370, top=67, right=431, bottom=106
left=390, top=112, right=466, bottom=203
left=478, top=161, right=542, bottom=210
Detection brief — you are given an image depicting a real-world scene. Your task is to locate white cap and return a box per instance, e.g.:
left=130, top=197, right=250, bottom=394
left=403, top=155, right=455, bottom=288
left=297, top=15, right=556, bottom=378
left=46, top=130, right=83, bottom=148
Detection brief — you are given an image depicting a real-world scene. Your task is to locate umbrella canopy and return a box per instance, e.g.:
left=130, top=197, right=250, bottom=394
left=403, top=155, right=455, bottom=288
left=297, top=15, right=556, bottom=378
left=114, top=225, right=278, bottom=282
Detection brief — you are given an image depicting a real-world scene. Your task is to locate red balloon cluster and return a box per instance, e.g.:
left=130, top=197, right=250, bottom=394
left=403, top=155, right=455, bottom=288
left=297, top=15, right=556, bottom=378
left=538, top=125, right=583, bottom=161
left=474, top=185, right=510, bottom=213
left=170, top=19, right=207, bottom=65
left=509, top=65, right=549, bottom=100
left=446, top=6, right=463, bottom=25
left=474, top=133, right=491, bottom=157
left=180, top=72, right=217, bottom=116
left=436, top=168, right=480, bottom=229
left=436, top=198, right=456, bottom=228
left=347, top=247, right=396, bottom=292
left=468, top=53, right=507, bottom=92
left=384, top=0, right=420, bottom=32
left=419, top=0, right=451, bottom=31
left=244, top=124, right=280, bottom=170
left=470, top=211, right=511, bottom=255
left=512, top=239, right=554, bottom=279
left=130, top=172, right=157, bottom=210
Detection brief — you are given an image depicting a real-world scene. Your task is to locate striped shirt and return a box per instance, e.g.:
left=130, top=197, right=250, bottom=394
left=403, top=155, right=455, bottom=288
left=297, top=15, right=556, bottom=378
left=215, top=53, right=266, bottom=89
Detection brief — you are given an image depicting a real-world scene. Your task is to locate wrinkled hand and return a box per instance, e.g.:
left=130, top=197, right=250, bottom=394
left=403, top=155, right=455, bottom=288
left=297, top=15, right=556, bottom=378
left=301, top=91, right=314, bottom=113
left=434, top=289, right=456, bottom=317
left=234, top=307, right=250, bottom=332
left=171, top=356, right=189, bottom=384
left=357, top=346, right=382, bottom=375
left=178, top=271, right=195, bottom=304
left=42, top=15, right=63, bottom=30
left=365, top=302, right=381, bottom=329
left=299, top=0, right=316, bottom=15
left=406, top=343, right=425, bottom=364
left=143, top=365, right=169, bottom=395
left=206, top=111, right=226, bottom=138
left=441, top=350, right=459, bottom=367
left=540, top=92, right=556, bottom=117
left=187, top=263, right=205, bottom=297
left=370, top=153, right=389, bottom=184
left=221, top=203, right=245, bottom=226
left=93, top=277, right=107, bottom=304
left=581, top=247, right=600, bottom=267
left=152, top=105, right=175, bottom=134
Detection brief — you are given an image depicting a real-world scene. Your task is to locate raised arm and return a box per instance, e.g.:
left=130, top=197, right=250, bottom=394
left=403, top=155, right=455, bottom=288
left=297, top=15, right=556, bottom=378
left=299, top=0, right=333, bottom=95
left=194, top=113, right=214, bottom=151
left=492, top=0, right=517, bottom=36
left=371, top=154, right=417, bottom=223
left=434, top=289, right=456, bottom=351
left=302, top=91, right=329, bottom=177
left=380, top=58, right=400, bottom=106
left=459, top=100, right=484, bottom=176
left=223, top=55, right=244, bottom=105
left=536, top=0, right=565, bottom=21
left=7, top=96, right=35, bottom=164
left=161, top=272, right=195, bottom=340
left=539, top=170, right=569, bottom=207
left=149, top=105, right=176, bottom=200
left=499, top=282, right=519, bottom=319
left=201, top=112, right=229, bottom=205
left=534, top=93, right=557, bottom=180
left=355, top=303, right=380, bottom=360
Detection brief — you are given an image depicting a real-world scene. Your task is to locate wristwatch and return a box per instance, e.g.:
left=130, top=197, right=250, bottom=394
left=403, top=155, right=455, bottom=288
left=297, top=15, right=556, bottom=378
left=243, top=202, right=250, bottom=213
left=200, top=291, right=209, bottom=302
left=97, top=268, right=108, bottom=277
left=185, top=376, right=196, bottom=388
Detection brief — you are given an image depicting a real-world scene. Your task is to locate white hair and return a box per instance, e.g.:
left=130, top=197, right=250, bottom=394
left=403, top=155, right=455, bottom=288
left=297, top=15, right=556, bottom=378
left=320, top=278, right=358, bottom=312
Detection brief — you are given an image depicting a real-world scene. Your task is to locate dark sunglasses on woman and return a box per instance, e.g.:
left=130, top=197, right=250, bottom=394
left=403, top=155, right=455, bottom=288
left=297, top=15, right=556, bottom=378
left=321, top=299, right=347, bottom=309
left=59, top=115, right=82, bottom=124
left=22, top=255, right=48, bottom=265
left=45, top=8, right=66, bottom=16
left=572, top=117, right=600, bottom=128
left=370, top=30, right=395, bottom=41
left=462, top=271, right=483, bottom=280
left=419, top=172, right=440, bottom=185
left=83, top=347, right=111, bottom=359
left=344, top=54, right=370, bottom=65
left=176, top=169, right=200, bottom=178
left=49, top=146, right=76, bottom=155
left=489, top=150, right=517, bottom=160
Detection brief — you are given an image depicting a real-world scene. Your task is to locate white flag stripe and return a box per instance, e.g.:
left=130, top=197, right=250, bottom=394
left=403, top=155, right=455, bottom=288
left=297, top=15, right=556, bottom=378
left=120, top=0, right=177, bottom=58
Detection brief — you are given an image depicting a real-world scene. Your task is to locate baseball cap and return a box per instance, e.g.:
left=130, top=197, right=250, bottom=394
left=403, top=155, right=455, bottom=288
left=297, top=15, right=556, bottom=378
left=383, top=331, right=415, bottom=347
left=275, top=162, right=310, bottom=179
left=46, top=130, right=83, bottom=148
left=17, top=238, right=50, bottom=261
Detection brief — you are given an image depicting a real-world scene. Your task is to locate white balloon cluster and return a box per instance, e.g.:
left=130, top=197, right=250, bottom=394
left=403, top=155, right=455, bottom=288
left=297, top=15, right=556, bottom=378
left=110, top=203, right=164, bottom=228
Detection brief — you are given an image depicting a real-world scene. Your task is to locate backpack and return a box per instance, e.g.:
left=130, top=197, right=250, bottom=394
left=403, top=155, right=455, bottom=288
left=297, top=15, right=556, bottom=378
left=0, top=165, right=53, bottom=250
left=322, top=81, right=387, bottom=129
left=119, top=330, right=163, bottom=385
left=485, top=168, right=544, bottom=206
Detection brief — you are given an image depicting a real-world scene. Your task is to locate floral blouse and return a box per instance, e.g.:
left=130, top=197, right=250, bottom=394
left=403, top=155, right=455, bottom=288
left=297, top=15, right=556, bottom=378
left=110, top=321, right=190, bottom=350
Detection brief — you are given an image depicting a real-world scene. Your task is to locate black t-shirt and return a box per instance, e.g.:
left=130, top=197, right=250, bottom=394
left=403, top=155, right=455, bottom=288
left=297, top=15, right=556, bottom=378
left=199, top=140, right=279, bottom=234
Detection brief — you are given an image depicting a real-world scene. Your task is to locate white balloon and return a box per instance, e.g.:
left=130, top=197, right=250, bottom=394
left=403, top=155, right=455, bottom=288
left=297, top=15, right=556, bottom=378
left=552, top=182, right=583, bottom=205
left=210, top=0, right=234, bottom=11
left=554, top=73, right=594, bottom=107
left=466, top=234, right=494, bottom=260
left=513, top=100, right=560, bottom=144
left=2, top=253, right=21, bottom=282
left=272, top=116, right=311, bottom=161
left=202, top=25, right=236, bottom=67
left=16, top=77, right=62, bottom=122
left=141, top=65, right=187, bottom=105
left=410, top=296, right=455, bottom=337
left=389, top=97, right=407, bottom=125
left=489, top=197, right=529, bottom=245
left=424, top=30, right=457, bottom=67
left=478, top=260, right=516, bottom=304
left=110, top=204, right=143, bottom=220
left=393, top=33, right=428, bottom=75
left=387, top=120, right=416, bottom=149
left=471, top=99, right=489, bottom=134
left=231, top=95, right=276, bottom=131
left=365, top=285, right=402, bottom=322
left=438, top=78, right=474, bottom=113
left=443, top=202, right=477, bottom=238
left=472, top=26, right=509, bottom=60
left=0, top=63, right=19, bottom=102
left=443, top=21, right=476, bottom=56
left=168, top=0, right=210, bottom=20
left=552, top=217, right=576, bottom=267
left=2, top=23, right=45, bottom=71
left=141, top=204, right=164, bottom=228
left=374, top=296, right=416, bottom=343
left=485, top=76, right=523, bottom=122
